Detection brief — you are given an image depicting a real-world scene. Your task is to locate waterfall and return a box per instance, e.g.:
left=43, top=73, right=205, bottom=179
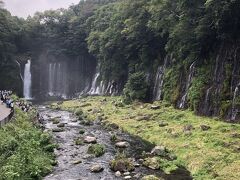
left=89, top=72, right=100, bottom=95
left=231, top=84, right=239, bottom=121
left=179, top=61, right=196, bottom=109
left=48, top=62, right=68, bottom=99
left=153, top=56, right=168, bottom=101
left=23, top=60, right=32, bottom=99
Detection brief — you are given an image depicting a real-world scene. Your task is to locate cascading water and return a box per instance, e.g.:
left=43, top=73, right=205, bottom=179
left=231, top=84, right=239, bottom=121
left=48, top=62, right=68, bottom=98
left=179, top=61, right=196, bottom=109
left=89, top=72, right=100, bottom=95
left=153, top=56, right=168, bottom=101
left=23, top=60, right=32, bottom=99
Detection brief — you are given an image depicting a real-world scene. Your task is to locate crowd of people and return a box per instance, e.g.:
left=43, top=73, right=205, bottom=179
left=0, top=90, right=32, bottom=112
left=0, top=90, right=14, bottom=111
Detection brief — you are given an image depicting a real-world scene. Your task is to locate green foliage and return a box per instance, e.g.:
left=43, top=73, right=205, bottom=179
left=0, top=109, right=55, bottom=179
left=123, top=72, right=149, bottom=103
left=87, top=144, right=106, bottom=157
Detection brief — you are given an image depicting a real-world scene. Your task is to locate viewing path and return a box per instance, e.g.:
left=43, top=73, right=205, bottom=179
left=0, top=103, right=11, bottom=122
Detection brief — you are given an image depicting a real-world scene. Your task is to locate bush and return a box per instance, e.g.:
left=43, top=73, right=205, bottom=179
left=87, top=144, right=106, bottom=157
left=123, top=72, right=149, bottom=103
left=0, top=108, right=55, bottom=179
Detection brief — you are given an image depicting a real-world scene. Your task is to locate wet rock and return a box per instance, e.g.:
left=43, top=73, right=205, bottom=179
left=150, top=105, right=160, bottom=110
left=133, top=174, right=141, bottom=179
left=71, top=119, right=77, bottom=122
left=107, top=123, right=119, bottom=130
left=124, top=172, right=130, bottom=176
left=143, top=157, right=160, bottom=170
left=57, top=123, right=65, bottom=128
left=115, top=141, right=129, bottom=148
left=159, top=121, right=168, bottom=127
left=124, top=176, right=132, bottom=179
left=72, top=160, right=82, bottom=165
left=151, top=146, right=167, bottom=157
left=52, top=118, right=60, bottom=124
left=183, top=124, right=194, bottom=132
left=84, top=136, right=97, bottom=144
left=52, top=128, right=64, bottom=132
left=79, top=129, right=85, bottom=134
left=90, top=164, right=104, bottom=173
left=200, top=125, right=211, bottom=131
left=115, top=171, right=121, bottom=177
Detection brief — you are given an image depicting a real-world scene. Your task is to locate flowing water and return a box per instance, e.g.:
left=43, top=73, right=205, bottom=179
left=38, top=107, right=192, bottom=180
left=231, top=84, right=239, bottom=121
left=23, top=60, right=32, bottom=99
left=179, top=62, right=196, bottom=109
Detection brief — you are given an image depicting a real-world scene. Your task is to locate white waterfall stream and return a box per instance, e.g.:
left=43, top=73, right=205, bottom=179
left=179, top=61, right=196, bottom=109
left=23, top=60, right=32, bottom=99
left=231, top=84, right=239, bottom=121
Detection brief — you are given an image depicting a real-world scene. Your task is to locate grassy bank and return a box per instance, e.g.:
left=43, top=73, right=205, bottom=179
left=53, top=96, right=240, bottom=180
left=0, top=108, right=55, bottom=179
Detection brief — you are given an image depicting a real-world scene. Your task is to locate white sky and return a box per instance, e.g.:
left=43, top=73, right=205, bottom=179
left=3, top=0, right=80, bottom=18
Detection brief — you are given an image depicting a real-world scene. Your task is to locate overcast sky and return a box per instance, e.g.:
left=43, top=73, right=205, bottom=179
left=3, top=0, right=80, bottom=18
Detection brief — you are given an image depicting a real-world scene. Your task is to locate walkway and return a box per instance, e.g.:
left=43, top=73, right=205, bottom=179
left=0, top=103, right=11, bottom=121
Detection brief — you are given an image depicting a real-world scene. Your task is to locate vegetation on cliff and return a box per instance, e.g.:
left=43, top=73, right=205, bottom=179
left=0, top=108, right=55, bottom=179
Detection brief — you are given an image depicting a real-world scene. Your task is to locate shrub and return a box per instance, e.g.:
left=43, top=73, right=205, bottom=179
left=87, top=144, right=106, bottom=157
left=123, top=72, right=149, bottom=103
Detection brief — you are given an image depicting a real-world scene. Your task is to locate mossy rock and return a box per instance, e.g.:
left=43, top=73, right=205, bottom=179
left=110, top=154, right=135, bottom=172
left=79, top=129, right=85, bottom=134
left=52, top=118, right=60, bottom=124
left=57, top=123, right=65, bottom=128
left=141, top=175, right=162, bottom=180
left=87, top=144, right=106, bottom=157
left=143, top=157, right=161, bottom=170
left=52, top=128, right=64, bottom=132
left=75, top=138, right=84, bottom=145
left=75, top=108, right=83, bottom=116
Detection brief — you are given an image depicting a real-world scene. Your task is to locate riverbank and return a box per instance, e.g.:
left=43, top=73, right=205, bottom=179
left=52, top=96, right=240, bottom=180
left=0, top=107, right=55, bottom=179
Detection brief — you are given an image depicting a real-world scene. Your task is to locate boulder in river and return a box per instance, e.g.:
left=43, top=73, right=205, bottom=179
left=72, top=160, right=82, bottom=165
left=84, top=136, right=97, bottom=144
left=110, top=155, right=135, bottom=172
left=115, top=171, right=121, bottom=177
left=115, top=141, right=129, bottom=148
left=90, top=164, right=104, bottom=173
left=57, top=123, right=65, bottom=128
left=52, top=128, right=64, bottom=132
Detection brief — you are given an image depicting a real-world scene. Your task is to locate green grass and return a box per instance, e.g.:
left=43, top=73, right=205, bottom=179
left=53, top=96, right=240, bottom=180
left=87, top=144, right=106, bottom=157
left=0, top=108, right=55, bottom=179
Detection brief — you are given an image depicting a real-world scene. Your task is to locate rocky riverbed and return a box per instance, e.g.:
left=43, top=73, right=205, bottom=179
left=38, top=106, right=191, bottom=180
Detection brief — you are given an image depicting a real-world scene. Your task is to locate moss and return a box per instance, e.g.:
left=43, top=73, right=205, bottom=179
left=87, top=144, right=106, bottom=157
left=75, top=138, right=84, bottom=145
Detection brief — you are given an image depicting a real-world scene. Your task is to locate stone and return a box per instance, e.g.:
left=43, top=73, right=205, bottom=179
left=151, top=146, right=167, bottom=157
left=57, top=123, right=65, bottom=128
left=115, top=171, right=121, bottom=177
left=52, top=128, right=64, bottom=132
left=115, top=141, right=129, bottom=148
left=150, top=105, right=160, bottom=110
left=143, top=157, right=160, bottom=170
left=136, top=115, right=151, bottom=121
left=84, top=136, right=97, bottom=144
left=200, top=125, right=211, bottom=131
left=123, top=172, right=130, bottom=176
left=124, top=176, right=132, bottom=179
left=72, top=160, right=82, bottom=165
left=141, top=175, right=162, bottom=180
left=183, top=124, right=194, bottom=132
left=90, top=164, right=104, bottom=173
left=159, top=121, right=168, bottom=127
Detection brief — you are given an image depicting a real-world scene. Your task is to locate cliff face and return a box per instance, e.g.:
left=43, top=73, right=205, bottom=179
left=144, top=42, right=240, bottom=122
